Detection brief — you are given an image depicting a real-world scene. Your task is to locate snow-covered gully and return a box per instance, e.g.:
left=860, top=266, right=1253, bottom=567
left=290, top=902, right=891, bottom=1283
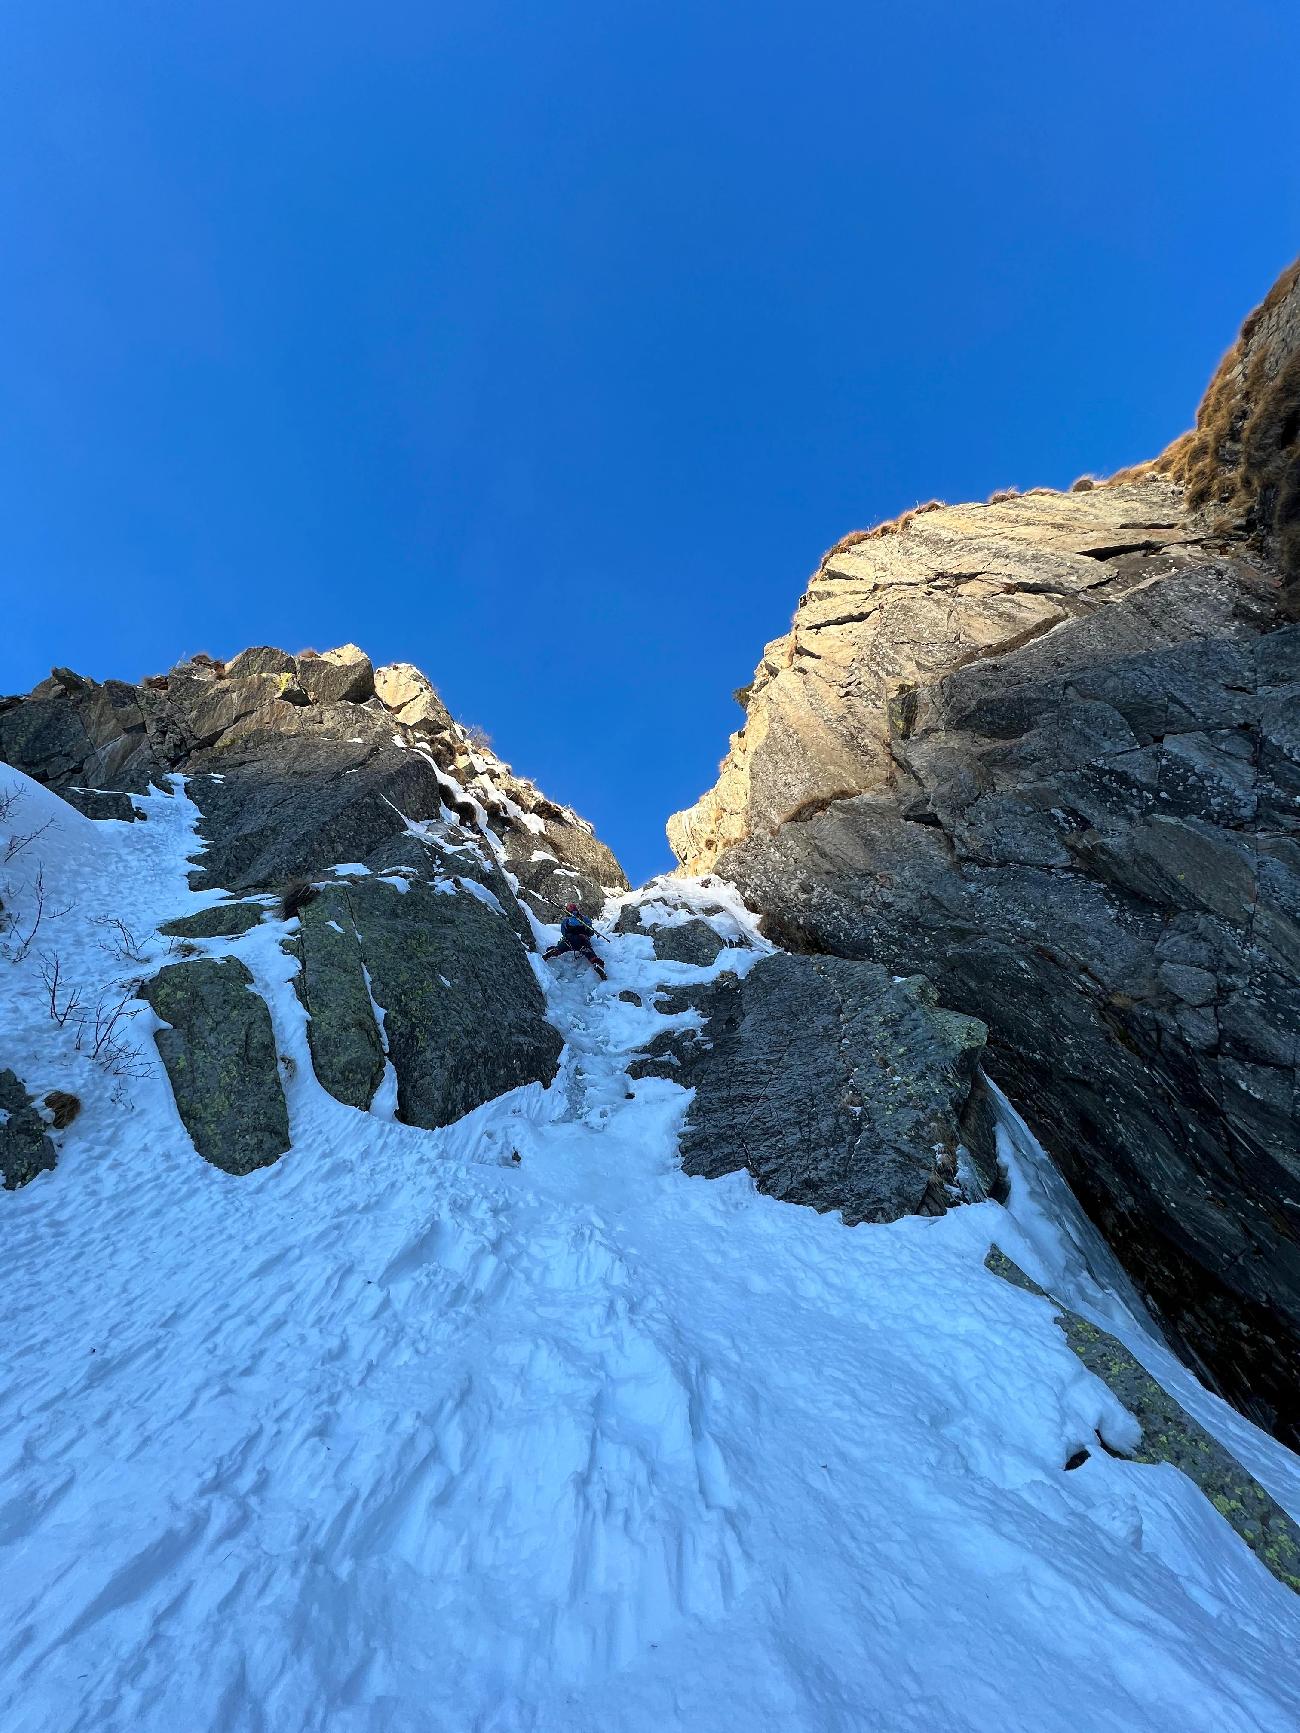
left=2, top=775, right=1299, bottom=1732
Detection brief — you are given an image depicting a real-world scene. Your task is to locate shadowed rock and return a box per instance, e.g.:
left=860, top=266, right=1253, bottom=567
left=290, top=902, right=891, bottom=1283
left=295, top=644, right=374, bottom=707
left=0, top=1069, right=57, bottom=1190
left=159, top=901, right=266, bottom=939
left=295, top=877, right=562, bottom=1127
left=184, top=736, right=448, bottom=892
left=631, top=953, right=989, bottom=1223
left=293, top=889, right=386, bottom=1111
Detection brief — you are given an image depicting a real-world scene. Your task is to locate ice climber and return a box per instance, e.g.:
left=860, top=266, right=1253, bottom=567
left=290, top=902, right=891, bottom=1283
left=544, top=903, right=606, bottom=980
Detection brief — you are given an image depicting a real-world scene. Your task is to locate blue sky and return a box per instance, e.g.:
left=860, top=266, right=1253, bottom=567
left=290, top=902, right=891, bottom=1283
left=3, top=1, right=1298, bottom=883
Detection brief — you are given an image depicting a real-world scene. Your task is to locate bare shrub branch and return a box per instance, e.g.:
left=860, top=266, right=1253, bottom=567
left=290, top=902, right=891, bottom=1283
left=4, top=816, right=53, bottom=865
left=0, top=780, right=54, bottom=866
left=78, top=988, right=142, bottom=1063
left=7, top=867, right=72, bottom=963
left=38, top=951, right=84, bottom=1028
left=91, top=915, right=150, bottom=964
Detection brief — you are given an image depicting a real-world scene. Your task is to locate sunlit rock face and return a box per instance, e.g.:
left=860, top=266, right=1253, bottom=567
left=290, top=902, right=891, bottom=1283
left=670, top=262, right=1300, bottom=1447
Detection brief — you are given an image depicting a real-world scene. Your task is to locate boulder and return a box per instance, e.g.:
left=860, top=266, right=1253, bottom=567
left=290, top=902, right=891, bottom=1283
left=62, top=789, right=143, bottom=822
left=630, top=953, right=988, bottom=1224
left=374, top=662, right=456, bottom=734
left=614, top=904, right=729, bottom=966
left=296, top=877, right=562, bottom=1127
left=295, top=645, right=374, bottom=707
left=293, top=889, right=386, bottom=1110
left=142, top=958, right=290, bottom=1174
left=650, top=918, right=728, bottom=967
left=226, top=646, right=297, bottom=679
left=0, top=1069, right=57, bottom=1189
left=159, top=901, right=267, bottom=939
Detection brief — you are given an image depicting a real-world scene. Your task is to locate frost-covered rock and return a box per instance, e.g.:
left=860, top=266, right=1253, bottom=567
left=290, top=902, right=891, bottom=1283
left=631, top=953, right=990, bottom=1223
left=615, top=904, right=730, bottom=967
left=505, top=850, right=606, bottom=923
left=143, top=958, right=290, bottom=1174
left=0, top=1068, right=57, bottom=1190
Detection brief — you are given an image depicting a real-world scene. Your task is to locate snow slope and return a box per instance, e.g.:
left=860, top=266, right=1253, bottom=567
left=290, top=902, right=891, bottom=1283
left=2, top=772, right=1299, bottom=1732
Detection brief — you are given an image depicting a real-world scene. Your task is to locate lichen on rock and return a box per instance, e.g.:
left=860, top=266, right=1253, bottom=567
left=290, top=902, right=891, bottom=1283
left=985, top=1247, right=1300, bottom=1596
left=142, top=958, right=290, bottom=1175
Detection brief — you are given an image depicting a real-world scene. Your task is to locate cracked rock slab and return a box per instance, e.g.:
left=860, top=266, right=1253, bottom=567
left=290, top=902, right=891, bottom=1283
left=630, top=952, right=989, bottom=1224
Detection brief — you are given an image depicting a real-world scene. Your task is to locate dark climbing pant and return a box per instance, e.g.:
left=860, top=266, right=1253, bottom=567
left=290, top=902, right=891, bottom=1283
left=545, top=937, right=605, bottom=975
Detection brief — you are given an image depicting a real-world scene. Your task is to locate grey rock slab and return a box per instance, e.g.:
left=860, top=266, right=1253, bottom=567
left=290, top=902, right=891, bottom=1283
left=342, top=878, right=562, bottom=1128
left=142, top=958, right=290, bottom=1174
left=159, top=901, right=266, bottom=939
left=632, top=952, right=986, bottom=1225
left=501, top=852, right=604, bottom=925
left=293, top=889, right=385, bottom=1111
left=526, top=816, right=629, bottom=895
left=374, top=832, right=534, bottom=947
left=1158, top=962, right=1218, bottom=1006
left=184, top=740, right=447, bottom=893
left=295, top=645, right=375, bottom=707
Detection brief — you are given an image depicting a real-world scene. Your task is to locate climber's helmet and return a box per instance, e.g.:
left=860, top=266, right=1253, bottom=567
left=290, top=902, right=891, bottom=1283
left=565, top=903, right=579, bottom=914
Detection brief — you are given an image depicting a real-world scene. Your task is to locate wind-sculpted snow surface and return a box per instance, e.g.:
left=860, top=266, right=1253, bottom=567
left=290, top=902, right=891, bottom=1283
left=2, top=778, right=1300, bottom=1731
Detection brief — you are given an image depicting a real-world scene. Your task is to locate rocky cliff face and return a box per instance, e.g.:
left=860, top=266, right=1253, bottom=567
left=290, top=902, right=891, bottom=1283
left=1, top=637, right=998, bottom=1233
left=0, top=642, right=627, bottom=1162
left=0, top=644, right=627, bottom=916
left=670, top=262, right=1300, bottom=1446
